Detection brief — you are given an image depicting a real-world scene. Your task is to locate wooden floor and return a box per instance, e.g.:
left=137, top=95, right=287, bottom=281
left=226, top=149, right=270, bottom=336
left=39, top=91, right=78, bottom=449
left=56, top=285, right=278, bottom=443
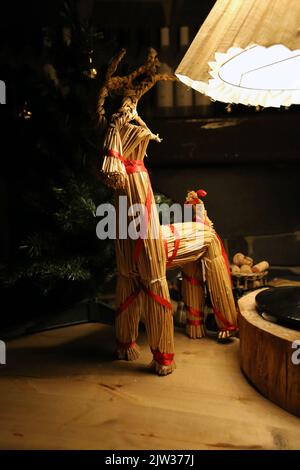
left=0, top=322, right=299, bottom=450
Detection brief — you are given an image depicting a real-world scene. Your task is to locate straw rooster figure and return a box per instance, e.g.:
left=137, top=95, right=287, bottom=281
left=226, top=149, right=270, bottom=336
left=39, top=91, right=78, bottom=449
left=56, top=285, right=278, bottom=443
left=98, top=48, right=238, bottom=376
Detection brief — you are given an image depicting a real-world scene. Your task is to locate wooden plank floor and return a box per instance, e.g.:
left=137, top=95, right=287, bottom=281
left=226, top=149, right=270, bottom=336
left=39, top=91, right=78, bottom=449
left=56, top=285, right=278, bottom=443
left=0, top=323, right=299, bottom=450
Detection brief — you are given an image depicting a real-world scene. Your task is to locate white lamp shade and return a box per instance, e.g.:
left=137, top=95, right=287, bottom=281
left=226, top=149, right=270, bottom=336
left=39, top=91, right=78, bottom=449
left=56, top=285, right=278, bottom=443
left=175, top=0, right=300, bottom=107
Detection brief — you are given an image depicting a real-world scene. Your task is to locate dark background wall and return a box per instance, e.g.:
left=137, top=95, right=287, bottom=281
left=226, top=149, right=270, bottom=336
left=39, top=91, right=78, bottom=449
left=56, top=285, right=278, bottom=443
left=0, top=0, right=299, bottom=334
left=2, top=0, right=300, bottom=269
left=147, top=113, right=300, bottom=240
left=147, top=114, right=300, bottom=269
left=90, top=0, right=300, bottom=268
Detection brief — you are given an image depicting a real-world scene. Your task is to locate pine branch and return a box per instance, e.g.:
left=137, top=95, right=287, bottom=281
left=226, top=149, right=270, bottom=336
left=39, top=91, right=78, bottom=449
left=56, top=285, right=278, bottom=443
left=2, top=256, right=91, bottom=287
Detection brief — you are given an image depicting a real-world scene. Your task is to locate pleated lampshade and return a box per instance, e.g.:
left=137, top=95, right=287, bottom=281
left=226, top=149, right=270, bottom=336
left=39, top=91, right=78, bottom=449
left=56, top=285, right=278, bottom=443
left=175, top=0, right=300, bottom=107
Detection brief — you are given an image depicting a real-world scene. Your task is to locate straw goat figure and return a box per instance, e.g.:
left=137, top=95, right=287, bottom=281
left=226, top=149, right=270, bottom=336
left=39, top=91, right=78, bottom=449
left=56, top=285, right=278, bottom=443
left=99, top=48, right=238, bottom=376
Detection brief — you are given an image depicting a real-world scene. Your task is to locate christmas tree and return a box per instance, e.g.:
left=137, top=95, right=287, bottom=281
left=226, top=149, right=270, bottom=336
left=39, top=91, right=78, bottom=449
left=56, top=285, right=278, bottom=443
left=0, top=1, right=116, bottom=326
left=0, top=1, right=175, bottom=330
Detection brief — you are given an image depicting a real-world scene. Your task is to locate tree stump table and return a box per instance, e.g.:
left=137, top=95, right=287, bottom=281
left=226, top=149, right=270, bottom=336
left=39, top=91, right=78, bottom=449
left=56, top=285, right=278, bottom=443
left=238, top=290, right=300, bottom=417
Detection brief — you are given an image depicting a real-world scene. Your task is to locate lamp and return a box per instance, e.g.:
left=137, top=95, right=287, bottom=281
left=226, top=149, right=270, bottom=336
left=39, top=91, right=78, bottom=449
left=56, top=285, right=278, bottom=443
left=175, top=0, right=300, bottom=107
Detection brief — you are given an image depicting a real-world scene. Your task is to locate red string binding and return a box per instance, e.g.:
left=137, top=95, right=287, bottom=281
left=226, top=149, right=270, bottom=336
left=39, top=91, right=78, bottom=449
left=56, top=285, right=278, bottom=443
left=142, top=284, right=173, bottom=310
left=107, top=151, right=151, bottom=264
left=186, top=319, right=202, bottom=326
left=212, top=306, right=237, bottom=331
left=107, top=148, right=126, bottom=164
left=124, top=159, right=147, bottom=174
left=108, top=150, right=173, bottom=315
left=202, top=219, right=232, bottom=288
left=116, top=340, right=136, bottom=349
left=151, top=348, right=174, bottom=366
left=134, top=173, right=152, bottom=262
left=163, top=237, right=169, bottom=261
left=215, top=233, right=232, bottom=288
left=116, top=288, right=140, bottom=317
left=116, top=282, right=173, bottom=317
left=182, top=272, right=202, bottom=286
left=166, top=224, right=180, bottom=267
left=186, top=305, right=202, bottom=317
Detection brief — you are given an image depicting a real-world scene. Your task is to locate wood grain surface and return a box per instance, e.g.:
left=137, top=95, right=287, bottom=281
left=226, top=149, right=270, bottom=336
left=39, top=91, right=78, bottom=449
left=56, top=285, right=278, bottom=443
left=0, top=322, right=299, bottom=449
left=239, top=290, right=300, bottom=418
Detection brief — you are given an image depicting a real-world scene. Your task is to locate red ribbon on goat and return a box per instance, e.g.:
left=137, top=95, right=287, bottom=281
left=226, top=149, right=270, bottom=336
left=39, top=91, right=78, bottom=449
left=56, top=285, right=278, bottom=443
left=108, top=150, right=173, bottom=315
left=186, top=319, right=202, bottom=326
left=151, top=348, right=174, bottom=366
left=212, top=306, right=237, bottom=331
left=133, top=172, right=152, bottom=263
left=107, top=148, right=126, bottom=163
left=166, top=224, right=180, bottom=267
left=182, top=272, right=203, bottom=321
left=116, top=339, right=137, bottom=349
left=186, top=305, right=203, bottom=318
left=107, top=150, right=151, bottom=263
left=116, top=288, right=141, bottom=317
left=182, top=272, right=202, bottom=286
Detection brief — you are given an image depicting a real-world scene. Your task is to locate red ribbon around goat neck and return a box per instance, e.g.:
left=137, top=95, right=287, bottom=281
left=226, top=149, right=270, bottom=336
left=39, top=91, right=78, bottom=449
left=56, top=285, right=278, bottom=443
left=108, top=149, right=172, bottom=314
left=107, top=149, right=152, bottom=264
left=107, top=149, right=148, bottom=175
left=107, top=148, right=126, bottom=163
